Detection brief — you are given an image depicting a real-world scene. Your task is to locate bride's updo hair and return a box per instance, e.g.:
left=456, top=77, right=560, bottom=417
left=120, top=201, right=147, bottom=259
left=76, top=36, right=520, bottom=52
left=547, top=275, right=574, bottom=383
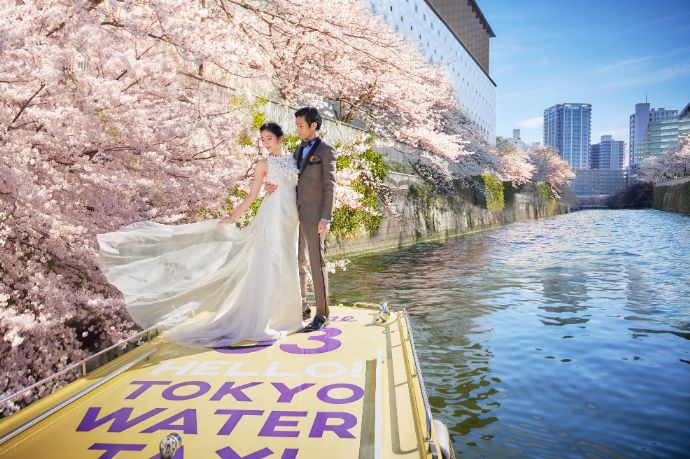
left=259, top=122, right=284, bottom=139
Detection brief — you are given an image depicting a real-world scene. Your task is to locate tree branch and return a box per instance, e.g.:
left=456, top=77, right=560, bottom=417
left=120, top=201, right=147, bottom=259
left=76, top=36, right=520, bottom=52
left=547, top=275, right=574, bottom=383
left=8, top=83, right=46, bottom=130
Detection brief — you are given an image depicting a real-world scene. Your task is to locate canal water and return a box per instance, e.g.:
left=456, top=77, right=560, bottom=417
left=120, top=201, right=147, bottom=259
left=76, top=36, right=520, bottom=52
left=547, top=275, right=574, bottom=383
left=330, top=209, right=690, bottom=458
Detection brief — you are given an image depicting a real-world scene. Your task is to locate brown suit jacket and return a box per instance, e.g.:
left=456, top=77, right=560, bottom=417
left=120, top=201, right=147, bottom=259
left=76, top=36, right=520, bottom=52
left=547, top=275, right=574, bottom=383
left=294, top=137, right=337, bottom=222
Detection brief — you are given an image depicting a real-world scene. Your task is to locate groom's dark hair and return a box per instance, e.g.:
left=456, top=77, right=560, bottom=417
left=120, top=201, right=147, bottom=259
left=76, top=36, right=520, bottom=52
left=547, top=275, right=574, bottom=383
left=295, top=107, right=322, bottom=131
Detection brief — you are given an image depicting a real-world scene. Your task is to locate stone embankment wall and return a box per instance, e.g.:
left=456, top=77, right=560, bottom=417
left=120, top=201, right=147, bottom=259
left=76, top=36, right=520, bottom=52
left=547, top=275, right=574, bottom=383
left=327, top=172, right=570, bottom=256
left=252, top=100, right=571, bottom=255
left=653, top=177, right=690, bottom=216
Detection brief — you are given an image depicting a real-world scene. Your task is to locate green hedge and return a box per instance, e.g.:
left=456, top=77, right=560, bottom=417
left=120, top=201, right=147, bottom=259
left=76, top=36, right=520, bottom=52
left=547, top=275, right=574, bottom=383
left=330, top=141, right=388, bottom=238
left=536, top=182, right=551, bottom=199
left=475, top=174, right=505, bottom=210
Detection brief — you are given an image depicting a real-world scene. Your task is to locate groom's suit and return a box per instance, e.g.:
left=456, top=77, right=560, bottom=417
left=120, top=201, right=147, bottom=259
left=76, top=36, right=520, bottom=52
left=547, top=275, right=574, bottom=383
left=294, top=137, right=336, bottom=318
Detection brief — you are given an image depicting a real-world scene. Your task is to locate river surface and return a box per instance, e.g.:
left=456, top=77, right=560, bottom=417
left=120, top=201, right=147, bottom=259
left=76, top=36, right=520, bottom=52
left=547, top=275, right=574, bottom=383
left=330, top=209, right=690, bottom=458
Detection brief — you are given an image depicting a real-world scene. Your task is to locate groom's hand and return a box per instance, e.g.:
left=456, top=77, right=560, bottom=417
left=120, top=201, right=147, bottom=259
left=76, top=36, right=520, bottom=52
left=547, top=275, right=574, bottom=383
left=318, top=220, right=330, bottom=235
left=264, top=182, right=278, bottom=194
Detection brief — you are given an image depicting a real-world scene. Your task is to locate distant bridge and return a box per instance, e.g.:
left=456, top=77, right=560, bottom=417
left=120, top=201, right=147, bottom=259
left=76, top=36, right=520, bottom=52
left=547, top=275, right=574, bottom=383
left=573, top=194, right=614, bottom=210
left=573, top=204, right=609, bottom=210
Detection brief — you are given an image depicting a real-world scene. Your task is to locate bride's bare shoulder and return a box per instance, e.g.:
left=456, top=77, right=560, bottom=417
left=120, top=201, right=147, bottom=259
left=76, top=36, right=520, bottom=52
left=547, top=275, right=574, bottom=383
left=255, top=158, right=269, bottom=172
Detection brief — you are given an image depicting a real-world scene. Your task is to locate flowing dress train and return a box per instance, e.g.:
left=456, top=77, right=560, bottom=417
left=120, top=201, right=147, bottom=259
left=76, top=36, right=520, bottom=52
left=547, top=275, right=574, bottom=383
left=97, top=155, right=302, bottom=347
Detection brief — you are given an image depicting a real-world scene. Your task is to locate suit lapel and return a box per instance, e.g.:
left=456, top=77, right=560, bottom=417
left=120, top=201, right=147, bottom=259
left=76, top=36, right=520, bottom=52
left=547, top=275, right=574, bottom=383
left=294, top=142, right=305, bottom=164
left=299, top=137, right=322, bottom=174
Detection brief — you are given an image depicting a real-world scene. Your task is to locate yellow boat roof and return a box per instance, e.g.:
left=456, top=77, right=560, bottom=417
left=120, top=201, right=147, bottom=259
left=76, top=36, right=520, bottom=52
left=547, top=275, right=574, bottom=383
left=0, top=305, right=442, bottom=458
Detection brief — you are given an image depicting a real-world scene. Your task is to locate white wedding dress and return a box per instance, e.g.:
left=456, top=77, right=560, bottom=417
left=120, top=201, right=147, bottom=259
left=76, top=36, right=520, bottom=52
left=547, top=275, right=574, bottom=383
left=97, top=155, right=302, bottom=348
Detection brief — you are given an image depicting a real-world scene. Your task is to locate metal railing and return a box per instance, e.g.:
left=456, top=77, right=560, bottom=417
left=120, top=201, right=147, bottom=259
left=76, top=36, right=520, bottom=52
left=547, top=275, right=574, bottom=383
left=0, top=348, right=156, bottom=445
left=403, top=309, right=433, bottom=443
left=374, top=350, right=384, bottom=459
left=1, top=304, right=200, bottom=409
left=0, top=324, right=158, bottom=408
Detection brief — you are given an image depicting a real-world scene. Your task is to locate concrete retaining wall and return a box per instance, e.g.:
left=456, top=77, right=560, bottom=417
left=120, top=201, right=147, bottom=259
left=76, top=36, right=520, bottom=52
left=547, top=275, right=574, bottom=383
left=653, top=177, right=690, bottom=216
left=327, top=172, right=570, bottom=257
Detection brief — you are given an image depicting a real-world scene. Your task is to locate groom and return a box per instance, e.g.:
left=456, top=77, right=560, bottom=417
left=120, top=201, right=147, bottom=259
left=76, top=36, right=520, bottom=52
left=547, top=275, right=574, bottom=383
left=293, top=107, right=336, bottom=332
left=265, top=107, right=336, bottom=332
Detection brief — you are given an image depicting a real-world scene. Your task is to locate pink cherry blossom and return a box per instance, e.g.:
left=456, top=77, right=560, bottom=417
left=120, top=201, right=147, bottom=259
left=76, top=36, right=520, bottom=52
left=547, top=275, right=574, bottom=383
left=527, top=146, right=576, bottom=195
left=0, top=0, right=526, bottom=415
left=642, top=134, right=690, bottom=183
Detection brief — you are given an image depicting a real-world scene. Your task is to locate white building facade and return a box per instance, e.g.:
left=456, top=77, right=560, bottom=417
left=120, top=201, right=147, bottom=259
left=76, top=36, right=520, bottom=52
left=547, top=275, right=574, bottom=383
left=367, top=0, right=497, bottom=145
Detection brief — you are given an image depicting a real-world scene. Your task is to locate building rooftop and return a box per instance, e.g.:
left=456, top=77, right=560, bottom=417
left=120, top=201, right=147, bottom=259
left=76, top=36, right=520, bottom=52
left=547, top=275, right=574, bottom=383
left=424, top=0, right=496, bottom=79
left=468, top=0, right=496, bottom=37
left=680, top=102, right=690, bottom=118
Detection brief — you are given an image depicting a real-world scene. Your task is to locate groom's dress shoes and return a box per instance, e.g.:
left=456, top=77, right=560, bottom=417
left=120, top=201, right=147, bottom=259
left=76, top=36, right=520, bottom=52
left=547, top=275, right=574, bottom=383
left=302, top=307, right=312, bottom=320
left=302, top=313, right=329, bottom=332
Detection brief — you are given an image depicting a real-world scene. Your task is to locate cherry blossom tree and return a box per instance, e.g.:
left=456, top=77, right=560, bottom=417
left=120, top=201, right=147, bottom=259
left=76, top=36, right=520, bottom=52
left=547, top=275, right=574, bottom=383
left=495, top=137, right=534, bottom=186
left=642, top=134, right=690, bottom=183
left=226, top=0, right=473, bottom=164
left=527, top=145, right=575, bottom=197
left=0, top=0, right=503, bottom=415
left=0, top=0, right=266, bottom=413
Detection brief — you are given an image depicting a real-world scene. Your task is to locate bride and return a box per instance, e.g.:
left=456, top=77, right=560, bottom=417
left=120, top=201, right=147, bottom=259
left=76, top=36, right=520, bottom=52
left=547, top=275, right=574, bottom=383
left=97, top=122, right=303, bottom=348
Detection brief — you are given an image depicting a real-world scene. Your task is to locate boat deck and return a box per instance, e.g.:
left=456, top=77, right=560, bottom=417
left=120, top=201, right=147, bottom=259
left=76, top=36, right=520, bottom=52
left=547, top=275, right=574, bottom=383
left=0, top=305, right=432, bottom=458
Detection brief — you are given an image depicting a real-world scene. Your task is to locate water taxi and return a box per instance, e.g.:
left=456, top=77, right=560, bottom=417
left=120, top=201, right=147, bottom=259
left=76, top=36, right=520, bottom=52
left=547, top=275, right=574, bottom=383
left=0, top=303, right=454, bottom=458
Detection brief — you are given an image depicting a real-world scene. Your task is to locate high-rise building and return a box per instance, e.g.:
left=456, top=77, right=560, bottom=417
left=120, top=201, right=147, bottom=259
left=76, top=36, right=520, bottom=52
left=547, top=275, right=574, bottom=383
left=630, top=103, right=649, bottom=167
left=680, top=102, right=690, bottom=139
left=640, top=118, right=679, bottom=164
left=543, top=103, right=592, bottom=169
left=368, top=0, right=496, bottom=144
left=642, top=103, right=690, bottom=162
left=508, top=128, right=527, bottom=150
left=590, top=135, right=625, bottom=169
left=629, top=103, right=677, bottom=166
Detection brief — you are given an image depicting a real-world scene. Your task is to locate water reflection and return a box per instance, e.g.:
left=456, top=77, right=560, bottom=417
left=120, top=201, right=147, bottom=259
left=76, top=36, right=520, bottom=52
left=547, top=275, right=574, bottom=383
left=331, top=210, right=690, bottom=458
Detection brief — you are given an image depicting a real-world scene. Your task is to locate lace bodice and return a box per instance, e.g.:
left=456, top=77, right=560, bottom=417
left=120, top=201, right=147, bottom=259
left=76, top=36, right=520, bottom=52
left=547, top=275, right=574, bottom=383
left=266, top=155, right=298, bottom=186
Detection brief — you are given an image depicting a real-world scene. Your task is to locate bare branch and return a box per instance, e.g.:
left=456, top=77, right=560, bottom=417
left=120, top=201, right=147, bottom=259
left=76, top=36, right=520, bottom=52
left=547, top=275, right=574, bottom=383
left=8, top=83, right=46, bottom=130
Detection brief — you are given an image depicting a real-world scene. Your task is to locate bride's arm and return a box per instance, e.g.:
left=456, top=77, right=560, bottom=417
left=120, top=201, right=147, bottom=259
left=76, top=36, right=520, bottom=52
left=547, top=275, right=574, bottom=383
left=220, top=160, right=268, bottom=224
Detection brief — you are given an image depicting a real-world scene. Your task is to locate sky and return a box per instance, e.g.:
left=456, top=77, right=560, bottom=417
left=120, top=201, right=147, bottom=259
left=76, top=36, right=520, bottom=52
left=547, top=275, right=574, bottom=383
left=477, top=0, right=690, bottom=145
